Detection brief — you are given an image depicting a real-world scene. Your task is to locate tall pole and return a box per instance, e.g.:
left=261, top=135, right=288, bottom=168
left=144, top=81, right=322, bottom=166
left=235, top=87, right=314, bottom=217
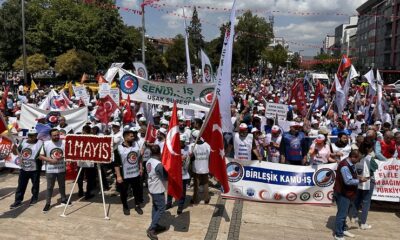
left=21, top=0, right=28, bottom=85
left=141, top=1, right=146, bottom=64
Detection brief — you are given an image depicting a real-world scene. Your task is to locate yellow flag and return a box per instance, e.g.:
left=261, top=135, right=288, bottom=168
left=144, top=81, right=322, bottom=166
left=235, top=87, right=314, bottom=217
left=68, top=81, right=73, bottom=97
left=30, top=80, right=38, bottom=93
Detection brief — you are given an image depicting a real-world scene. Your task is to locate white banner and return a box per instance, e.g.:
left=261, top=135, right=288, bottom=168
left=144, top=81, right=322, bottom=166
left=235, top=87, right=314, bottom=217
left=20, top=104, right=88, bottom=134
left=265, top=102, right=289, bottom=120
left=216, top=0, right=237, bottom=133
left=222, top=159, right=337, bottom=204
left=119, top=69, right=215, bottom=111
left=201, top=49, right=213, bottom=83
left=133, top=61, right=148, bottom=80
left=98, top=83, right=111, bottom=98
left=372, top=158, right=400, bottom=202
left=73, top=86, right=90, bottom=106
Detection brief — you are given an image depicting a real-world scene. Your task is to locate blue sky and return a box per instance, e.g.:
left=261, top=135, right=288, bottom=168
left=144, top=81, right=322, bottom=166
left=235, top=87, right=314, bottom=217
left=118, top=0, right=368, bottom=56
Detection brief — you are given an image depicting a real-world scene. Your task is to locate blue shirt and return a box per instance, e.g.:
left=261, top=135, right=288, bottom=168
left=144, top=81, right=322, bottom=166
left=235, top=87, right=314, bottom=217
left=340, top=159, right=359, bottom=186
left=331, top=127, right=352, bottom=136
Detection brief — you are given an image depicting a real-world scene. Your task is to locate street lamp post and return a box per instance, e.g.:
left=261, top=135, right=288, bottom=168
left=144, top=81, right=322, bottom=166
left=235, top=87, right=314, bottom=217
left=21, top=0, right=28, bottom=85
left=141, top=0, right=146, bottom=64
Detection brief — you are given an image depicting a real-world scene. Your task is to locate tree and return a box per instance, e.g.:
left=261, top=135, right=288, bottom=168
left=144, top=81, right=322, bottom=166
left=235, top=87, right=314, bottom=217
left=312, top=52, right=337, bottom=74
left=164, top=35, right=186, bottom=73
left=55, top=49, right=96, bottom=79
left=235, top=11, right=274, bottom=74
left=290, top=52, right=301, bottom=69
left=263, top=44, right=288, bottom=75
left=187, top=7, right=204, bottom=66
left=13, top=53, right=49, bottom=78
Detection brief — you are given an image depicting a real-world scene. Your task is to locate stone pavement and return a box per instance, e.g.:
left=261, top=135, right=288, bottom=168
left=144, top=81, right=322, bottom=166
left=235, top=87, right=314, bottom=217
left=0, top=171, right=399, bottom=240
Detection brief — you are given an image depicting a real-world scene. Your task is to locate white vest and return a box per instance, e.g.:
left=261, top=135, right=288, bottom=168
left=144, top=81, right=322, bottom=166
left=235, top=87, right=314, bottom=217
left=234, top=133, right=253, bottom=161
left=181, top=146, right=190, bottom=180
left=146, top=158, right=166, bottom=194
left=117, top=143, right=140, bottom=179
left=20, top=140, right=43, bottom=171
left=191, top=142, right=211, bottom=174
left=44, top=140, right=65, bottom=173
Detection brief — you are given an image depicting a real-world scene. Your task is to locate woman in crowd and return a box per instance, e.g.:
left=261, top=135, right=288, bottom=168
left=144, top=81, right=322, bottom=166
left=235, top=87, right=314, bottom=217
left=308, top=134, right=336, bottom=165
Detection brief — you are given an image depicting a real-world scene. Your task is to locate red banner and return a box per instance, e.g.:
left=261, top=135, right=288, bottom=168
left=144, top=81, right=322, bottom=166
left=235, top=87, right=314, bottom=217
left=292, top=79, right=307, bottom=117
left=0, top=136, right=13, bottom=161
left=65, top=135, right=113, bottom=163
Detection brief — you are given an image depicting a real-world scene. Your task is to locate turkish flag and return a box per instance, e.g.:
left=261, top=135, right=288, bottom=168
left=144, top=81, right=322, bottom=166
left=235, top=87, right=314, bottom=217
left=0, top=86, right=9, bottom=111
left=333, top=54, right=352, bottom=89
left=201, top=98, right=230, bottom=193
left=95, top=95, right=118, bottom=124
left=161, top=102, right=182, bottom=200
left=145, top=123, right=157, bottom=143
left=123, top=95, right=134, bottom=124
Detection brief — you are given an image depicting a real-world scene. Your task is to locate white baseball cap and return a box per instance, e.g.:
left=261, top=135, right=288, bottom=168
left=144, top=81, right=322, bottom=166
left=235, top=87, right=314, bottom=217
left=158, top=128, right=167, bottom=135
left=239, top=123, right=248, bottom=131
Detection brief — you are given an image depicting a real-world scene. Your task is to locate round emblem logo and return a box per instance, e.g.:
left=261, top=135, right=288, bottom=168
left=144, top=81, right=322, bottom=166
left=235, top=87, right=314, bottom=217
left=246, top=188, right=255, bottom=197
left=327, top=191, right=334, bottom=201
left=199, top=88, right=214, bottom=104
left=137, top=67, right=146, bottom=79
left=259, top=190, right=270, bottom=200
left=21, top=148, right=32, bottom=160
left=300, top=192, right=311, bottom=201
left=313, top=168, right=335, bottom=187
left=227, top=162, right=244, bottom=183
left=127, top=152, right=138, bottom=165
left=50, top=148, right=63, bottom=159
left=273, top=192, right=282, bottom=201
left=286, top=192, right=297, bottom=201
left=46, top=112, right=61, bottom=127
left=120, top=74, right=139, bottom=94
left=313, top=191, right=324, bottom=201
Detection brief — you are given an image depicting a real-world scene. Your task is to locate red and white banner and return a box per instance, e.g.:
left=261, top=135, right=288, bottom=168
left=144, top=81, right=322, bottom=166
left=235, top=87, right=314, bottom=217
left=65, top=135, right=113, bottom=163
left=372, top=158, right=400, bottom=202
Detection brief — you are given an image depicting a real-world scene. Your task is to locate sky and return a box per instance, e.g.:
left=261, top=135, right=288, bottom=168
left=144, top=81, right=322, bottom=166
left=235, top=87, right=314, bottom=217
left=117, top=0, right=369, bottom=56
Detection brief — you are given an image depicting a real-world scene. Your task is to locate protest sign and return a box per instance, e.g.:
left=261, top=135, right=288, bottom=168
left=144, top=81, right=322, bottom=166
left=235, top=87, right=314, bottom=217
left=265, top=102, right=289, bottom=120
left=99, top=83, right=111, bottom=98
left=119, top=69, right=215, bottom=111
left=0, top=136, right=13, bottom=161
left=73, top=86, right=90, bottom=106
left=109, top=88, right=120, bottom=105
left=222, top=159, right=337, bottom=204
left=64, top=135, right=113, bottom=163
left=372, top=158, right=400, bottom=202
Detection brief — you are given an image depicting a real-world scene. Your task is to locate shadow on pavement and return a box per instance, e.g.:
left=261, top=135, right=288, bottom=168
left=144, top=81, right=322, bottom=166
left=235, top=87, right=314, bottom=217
left=162, top=211, right=190, bottom=233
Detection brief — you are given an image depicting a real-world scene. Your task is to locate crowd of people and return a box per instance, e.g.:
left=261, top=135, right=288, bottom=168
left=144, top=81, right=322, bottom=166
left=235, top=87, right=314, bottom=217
left=0, top=69, right=399, bottom=240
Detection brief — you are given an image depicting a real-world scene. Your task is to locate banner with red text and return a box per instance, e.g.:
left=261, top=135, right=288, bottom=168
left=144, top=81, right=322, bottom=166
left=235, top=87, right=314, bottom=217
left=64, top=135, right=113, bottom=163
left=372, top=158, right=400, bottom=202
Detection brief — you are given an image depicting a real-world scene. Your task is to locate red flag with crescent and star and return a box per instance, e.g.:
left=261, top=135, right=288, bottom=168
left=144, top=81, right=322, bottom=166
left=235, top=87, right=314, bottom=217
left=145, top=123, right=157, bottom=143
left=201, top=98, right=230, bottom=193
left=95, top=95, right=118, bottom=124
left=161, top=101, right=182, bottom=200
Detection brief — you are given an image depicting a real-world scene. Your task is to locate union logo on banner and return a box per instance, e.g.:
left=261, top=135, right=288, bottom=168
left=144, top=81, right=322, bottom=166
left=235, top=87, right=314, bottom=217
left=120, top=74, right=139, bottom=95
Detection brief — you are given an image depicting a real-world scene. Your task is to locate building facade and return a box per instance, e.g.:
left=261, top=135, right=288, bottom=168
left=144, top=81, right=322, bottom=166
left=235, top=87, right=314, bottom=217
left=356, top=0, right=400, bottom=73
left=323, top=35, right=335, bottom=54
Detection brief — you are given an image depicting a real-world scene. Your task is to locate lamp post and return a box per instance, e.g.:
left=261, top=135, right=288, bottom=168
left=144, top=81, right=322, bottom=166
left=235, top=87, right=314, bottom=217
left=21, top=0, right=28, bottom=85
left=141, top=0, right=146, bottom=64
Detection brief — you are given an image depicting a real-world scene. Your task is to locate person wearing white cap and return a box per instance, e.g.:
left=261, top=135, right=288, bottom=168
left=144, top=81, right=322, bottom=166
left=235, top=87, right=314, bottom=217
left=154, top=128, right=167, bottom=153
left=280, top=121, right=307, bottom=165
left=233, top=123, right=257, bottom=161
left=138, top=116, right=147, bottom=127
left=349, top=111, right=365, bottom=140
left=265, top=125, right=282, bottom=163
left=189, top=130, right=211, bottom=204
left=308, top=134, right=335, bottom=165
left=308, top=119, right=320, bottom=137
left=178, top=116, right=191, bottom=144
left=39, top=128, right=68, bottom=213
left=252, top=128, right=266, bottom=161
left=9, top=128, right=43, bottom=210
left=160, top=119, right=169, bottom=129
left=114, top=129, right=144, bottom=216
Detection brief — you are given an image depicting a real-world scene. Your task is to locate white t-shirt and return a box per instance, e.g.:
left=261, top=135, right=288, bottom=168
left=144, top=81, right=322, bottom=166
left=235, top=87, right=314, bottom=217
left=189, top=142, right=211, bottom=174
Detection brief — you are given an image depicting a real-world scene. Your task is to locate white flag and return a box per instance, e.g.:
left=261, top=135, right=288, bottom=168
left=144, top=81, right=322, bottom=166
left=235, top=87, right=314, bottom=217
left=344, top=65, right=359, bottom=101
left=335, top=74, right=345, bottom=116
left=376, top=69, right=383, bottom=121
left=183, top=10, right=193, bottom=84
left=216, top=0, right=237, bottom=133
left=201, top=49, right=213, bottom=83
left=104, top=62, right=124, bottom=83
left=364, top=69, right=376, bottom=97
left=133, top=61, right=149, bottom=80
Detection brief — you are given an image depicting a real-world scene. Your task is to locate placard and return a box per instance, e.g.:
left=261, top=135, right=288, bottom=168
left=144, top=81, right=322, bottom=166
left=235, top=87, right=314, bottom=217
left=64, top=135, right=113, bottom=163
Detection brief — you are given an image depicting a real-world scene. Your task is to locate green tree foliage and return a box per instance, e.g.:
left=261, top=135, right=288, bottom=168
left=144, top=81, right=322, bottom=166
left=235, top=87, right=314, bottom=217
left=263, top=44, right=288, bottom=75
left=235, top=11, right=274, bottom=73
left=312, top=52, right=337, bottom=73
left=187, top=7, right=204, bottom=66
left=55, top=49, right=96, bottom=79
left=165, top=34, right=186, bottom=73
left=13, top=53, right=49, bottom=77
left=290, top=52, right=301, bottom=69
